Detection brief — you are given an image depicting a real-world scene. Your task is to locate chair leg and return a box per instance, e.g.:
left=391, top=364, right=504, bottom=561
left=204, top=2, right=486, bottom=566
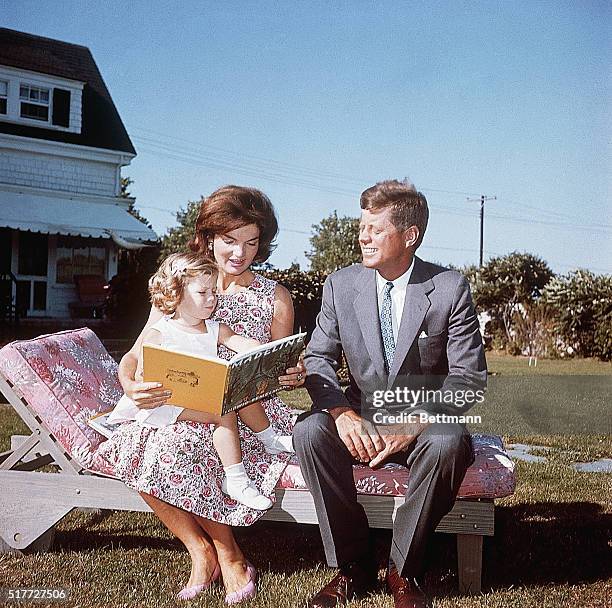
left=0, top=527, right=56, bottom=554
left=0, top=433, right=41, bottom=470
left=457, top=533, right=483, bottom=594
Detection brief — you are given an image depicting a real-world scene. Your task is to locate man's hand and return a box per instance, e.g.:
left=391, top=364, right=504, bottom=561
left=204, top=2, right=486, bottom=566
left=329, top=407, right=385, bottom=463
left=369, top=422, right=428, bottom=468
left=125, top=380, right=172, bottom=409
left=278, top=355, right=306, bottom=390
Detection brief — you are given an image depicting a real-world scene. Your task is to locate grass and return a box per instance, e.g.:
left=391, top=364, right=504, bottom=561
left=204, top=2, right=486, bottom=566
left=0, top=354, right=610, bottom=607
left=485, top=352, right=611, bottom=376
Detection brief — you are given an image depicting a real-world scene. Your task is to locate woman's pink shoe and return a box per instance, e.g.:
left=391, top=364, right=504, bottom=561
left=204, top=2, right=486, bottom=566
left=177, top=563, right=221, bottom=601
left=224, top=562, right=257, bottom=605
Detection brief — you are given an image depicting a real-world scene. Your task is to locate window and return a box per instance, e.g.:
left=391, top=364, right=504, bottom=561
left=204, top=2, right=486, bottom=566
left=20, top=83, right=50, bottom=121
left=18, top=232, right=48, bottom=276
left=0, top=73, right=76, bottom=130
left=0, top=80, right=7, bottom=115
left=56, top=236, right=106, bottom=284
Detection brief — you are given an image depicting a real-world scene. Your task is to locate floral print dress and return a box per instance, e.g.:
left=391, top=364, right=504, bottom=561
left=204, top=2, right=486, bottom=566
left=94, top=273, right=295, bottom=526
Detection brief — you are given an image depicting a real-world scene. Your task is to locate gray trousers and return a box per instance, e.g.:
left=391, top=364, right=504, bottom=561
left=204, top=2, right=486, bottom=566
left=293, top=411, right=474, bottom=578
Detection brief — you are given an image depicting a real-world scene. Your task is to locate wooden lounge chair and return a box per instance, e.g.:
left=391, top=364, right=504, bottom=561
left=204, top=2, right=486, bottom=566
left=0, top=328, right=515, bottom=594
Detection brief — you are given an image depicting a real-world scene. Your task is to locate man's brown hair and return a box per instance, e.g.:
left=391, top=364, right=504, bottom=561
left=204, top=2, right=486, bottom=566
left=360, top=179, right=429, bottom=248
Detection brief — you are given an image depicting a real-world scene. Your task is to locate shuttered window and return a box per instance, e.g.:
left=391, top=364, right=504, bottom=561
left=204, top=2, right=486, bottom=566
left=0, top=80, right=7, bottom=114
left=52, top=88, right=70, bottom=127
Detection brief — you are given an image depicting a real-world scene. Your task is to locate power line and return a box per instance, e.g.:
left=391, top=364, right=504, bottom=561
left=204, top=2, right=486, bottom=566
left=497, top=196, right=583, bottom=222
left=132, top=125, right=485, bottom=198
left=486, top=212, right=612, bottom=232
left=135, top=142, right=360, bottom=198
left=134, top=138, right=611, bottom=233
left=130, top=126, right=608, bottom=226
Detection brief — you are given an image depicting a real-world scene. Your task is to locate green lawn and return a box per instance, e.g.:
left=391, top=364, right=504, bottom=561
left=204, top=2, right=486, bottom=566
left=0, top=354, right=610, bottom=607
left=485, top=352, right=611, bottom=376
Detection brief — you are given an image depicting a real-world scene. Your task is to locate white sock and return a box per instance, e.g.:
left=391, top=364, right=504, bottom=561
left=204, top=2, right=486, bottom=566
left=255, top=425, right=294, bottom=454
left=222, top=462, right=272, bottom=510
left=223, top=462, right=250, bottom=488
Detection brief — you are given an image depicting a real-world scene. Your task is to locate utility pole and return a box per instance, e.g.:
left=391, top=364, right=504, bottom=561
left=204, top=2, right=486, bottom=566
left=467, top=195, right=496, bottom=267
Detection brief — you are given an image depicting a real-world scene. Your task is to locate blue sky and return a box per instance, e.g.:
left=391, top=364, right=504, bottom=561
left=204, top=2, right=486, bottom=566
left=3, top=1, right=611, bottom=273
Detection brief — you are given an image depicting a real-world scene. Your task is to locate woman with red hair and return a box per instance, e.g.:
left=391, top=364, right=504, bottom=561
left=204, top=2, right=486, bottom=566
left=96, top=186, right=304, bottom=603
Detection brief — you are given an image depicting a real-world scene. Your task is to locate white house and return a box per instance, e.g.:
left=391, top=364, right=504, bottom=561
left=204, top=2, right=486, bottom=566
left=0, top=28, right=156, bottom=319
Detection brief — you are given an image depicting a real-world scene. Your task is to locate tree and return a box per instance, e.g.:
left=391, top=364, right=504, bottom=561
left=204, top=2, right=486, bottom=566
left=469, top=252, right=554, bottom=349
left=306, top=211, right=361, bottom=274
left=120, top=177, right=153, bottom=229
left=105, top=177, right=160, bottom=332
left=543, top=270, right=612, bottom=360
left=159, top=199, right=202, bottom=260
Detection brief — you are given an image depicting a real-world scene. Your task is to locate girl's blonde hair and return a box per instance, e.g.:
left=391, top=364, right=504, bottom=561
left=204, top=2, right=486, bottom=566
left=149, top=252, right=218, bottom=315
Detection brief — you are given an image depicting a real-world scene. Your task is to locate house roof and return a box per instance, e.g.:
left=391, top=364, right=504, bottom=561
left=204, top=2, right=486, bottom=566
left=0, top=28, right=136, bottom=155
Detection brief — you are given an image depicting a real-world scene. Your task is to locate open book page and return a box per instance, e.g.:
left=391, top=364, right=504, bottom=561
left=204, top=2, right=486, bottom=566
left=229, top=332, right=306, bottom=365
left=88, top=410, right=122, bottom=439
left=223, top=332, right=306, bottom=414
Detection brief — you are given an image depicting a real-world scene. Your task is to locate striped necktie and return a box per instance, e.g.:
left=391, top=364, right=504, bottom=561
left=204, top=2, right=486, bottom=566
left=380, top=281, right=395, bottom=372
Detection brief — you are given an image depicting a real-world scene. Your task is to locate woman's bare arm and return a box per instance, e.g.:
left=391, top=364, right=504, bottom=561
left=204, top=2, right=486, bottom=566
left=271, top=283, right=305, bottom=388
left=218, top=324, right=260, bottom=353
left=270, top=283, right=294, bottom=341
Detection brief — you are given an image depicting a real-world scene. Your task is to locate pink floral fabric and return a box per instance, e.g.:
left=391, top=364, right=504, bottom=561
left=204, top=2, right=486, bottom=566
left=0, top=328, right=122, bottom=469
left=279, top=434, right=516, bottom=499
left=93, top=273, right=295, bottom=526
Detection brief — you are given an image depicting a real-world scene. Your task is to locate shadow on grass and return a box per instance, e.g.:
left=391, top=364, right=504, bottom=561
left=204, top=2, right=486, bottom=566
left=47, top=501, right=611, bottom=595
left=236, top=501, right=612, bottom=596
left=419, top=501, right=612, bottom=598
left=488, top=502, right=612, bottom=587
left=50, top=510, right=184, bottom=553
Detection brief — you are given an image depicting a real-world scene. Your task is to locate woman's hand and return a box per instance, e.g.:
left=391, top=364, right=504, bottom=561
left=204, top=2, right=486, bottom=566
left=126, top=380, right=172, bottom=409
left=278, top=355, right=305, bottom=390
left=119, top=349, right=172, bottom=409
left=270, top=283, right=305, bottom=390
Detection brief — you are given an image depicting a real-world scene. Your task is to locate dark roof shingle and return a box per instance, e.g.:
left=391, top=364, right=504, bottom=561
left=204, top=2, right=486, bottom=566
left=0, top=28, right=136, bottom=155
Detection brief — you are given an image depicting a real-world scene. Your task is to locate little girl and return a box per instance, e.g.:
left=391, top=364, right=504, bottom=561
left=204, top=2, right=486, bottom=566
left=108, top=252, right=293, bottom=510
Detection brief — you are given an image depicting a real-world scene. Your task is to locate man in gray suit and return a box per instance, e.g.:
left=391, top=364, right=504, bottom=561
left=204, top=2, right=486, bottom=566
left=294, top=179, right=487, bottom=608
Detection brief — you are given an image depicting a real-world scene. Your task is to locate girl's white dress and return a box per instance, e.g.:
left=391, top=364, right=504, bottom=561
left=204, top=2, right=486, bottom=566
left=107, top=317, right=220, bottom=428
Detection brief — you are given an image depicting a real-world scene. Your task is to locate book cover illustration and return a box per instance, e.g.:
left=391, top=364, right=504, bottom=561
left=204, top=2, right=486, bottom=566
left=224, top=332, right=306, bottom=413
left=143, top=332, right=306, bottom=416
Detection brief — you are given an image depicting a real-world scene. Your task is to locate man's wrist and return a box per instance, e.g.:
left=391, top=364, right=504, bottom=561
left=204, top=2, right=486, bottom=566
left=328, top=406, right=352, bottom=421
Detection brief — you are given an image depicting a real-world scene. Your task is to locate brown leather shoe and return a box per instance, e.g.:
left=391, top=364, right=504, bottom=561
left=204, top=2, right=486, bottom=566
left=386, top=566, right=429, bottom=608
left=303, top=562, right=378, bottom=607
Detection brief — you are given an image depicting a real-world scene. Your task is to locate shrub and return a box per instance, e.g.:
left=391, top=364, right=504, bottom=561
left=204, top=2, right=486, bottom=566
left=543, top=270, right=612, bottom=360
left=462, top=253, right=554, bottom=352
left=306, top=212, right=361, bottom=274
left=261, top=264, right=326, bottom=336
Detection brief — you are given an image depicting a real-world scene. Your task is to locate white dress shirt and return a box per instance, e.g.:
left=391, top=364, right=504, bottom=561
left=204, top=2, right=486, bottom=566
left=376, top=258, right=415, bottom=343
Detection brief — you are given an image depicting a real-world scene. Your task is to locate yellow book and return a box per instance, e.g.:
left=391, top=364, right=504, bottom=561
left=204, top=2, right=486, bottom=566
left=143, top=332, right=306, bottom=416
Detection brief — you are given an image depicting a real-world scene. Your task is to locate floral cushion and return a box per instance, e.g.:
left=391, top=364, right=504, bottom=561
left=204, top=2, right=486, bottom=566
left=0, top=328, right=122, bottom=469
left=279, top=434, right=516, bottom=499
left=0, top=328, right=515, bottom=499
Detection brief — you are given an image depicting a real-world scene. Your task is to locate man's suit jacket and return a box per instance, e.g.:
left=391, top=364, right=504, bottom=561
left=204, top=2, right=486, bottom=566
left=304, top=256, right=487, bottom=415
